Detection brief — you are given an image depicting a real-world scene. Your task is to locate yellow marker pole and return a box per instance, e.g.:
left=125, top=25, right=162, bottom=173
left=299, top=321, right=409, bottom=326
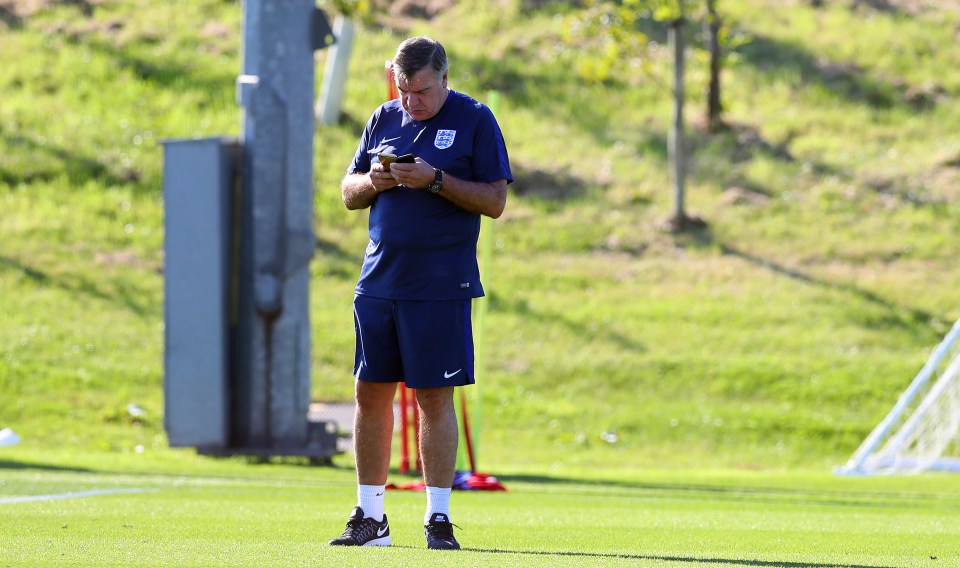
left=466, top=90, right=501, bottom=471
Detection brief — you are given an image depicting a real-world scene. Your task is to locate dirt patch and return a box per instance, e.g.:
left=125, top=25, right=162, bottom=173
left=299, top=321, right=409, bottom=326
left=0, top=0, right=98, bottom=18
left=95, top=250, right=162, bottom=273
left=1, top=0, right=98, bottom=29
left=386, top=0, right=454, bottom=18
left=721, top=186, right=771, bottom=207
left=800, top=0, right=960, bottom=14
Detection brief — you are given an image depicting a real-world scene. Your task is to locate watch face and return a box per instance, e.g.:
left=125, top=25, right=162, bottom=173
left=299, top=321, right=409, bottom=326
left=429, top=169, right=442, bottom=193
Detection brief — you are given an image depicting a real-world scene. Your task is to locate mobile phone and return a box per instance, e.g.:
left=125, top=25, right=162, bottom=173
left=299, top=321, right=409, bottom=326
left=377, top=152, right=397, bottom=171
left=396, top=153, right=415, bottom=164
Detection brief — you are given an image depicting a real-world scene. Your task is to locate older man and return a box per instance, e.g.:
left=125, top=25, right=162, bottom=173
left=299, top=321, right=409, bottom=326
left=328, top=36, right=512, bottom=550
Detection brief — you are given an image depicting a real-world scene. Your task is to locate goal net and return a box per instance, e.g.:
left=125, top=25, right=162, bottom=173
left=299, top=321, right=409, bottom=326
left=836, top=319, right=960, bottom=475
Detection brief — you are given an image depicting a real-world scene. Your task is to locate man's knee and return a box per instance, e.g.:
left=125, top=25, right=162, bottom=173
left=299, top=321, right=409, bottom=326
left=355, top=380, right=397, bottom=409
left=414, top=387, right=455, bottom=416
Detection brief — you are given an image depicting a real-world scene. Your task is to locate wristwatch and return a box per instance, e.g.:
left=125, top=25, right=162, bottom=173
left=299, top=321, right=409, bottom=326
left=427, top=168, right=443, bottom=194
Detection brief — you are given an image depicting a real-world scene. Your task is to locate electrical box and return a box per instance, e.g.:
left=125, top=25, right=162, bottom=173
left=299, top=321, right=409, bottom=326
left=161, top=137, right=238, bottom=448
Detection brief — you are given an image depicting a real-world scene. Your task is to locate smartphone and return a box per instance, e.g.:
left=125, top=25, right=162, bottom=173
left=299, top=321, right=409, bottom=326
left=377, top=153, right=414, bottom=171
left=377, top=152, right=397, bottom=172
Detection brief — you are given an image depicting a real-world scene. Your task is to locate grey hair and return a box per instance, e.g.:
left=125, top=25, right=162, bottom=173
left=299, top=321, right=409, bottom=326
left=392, top=36, right=448, bottom=83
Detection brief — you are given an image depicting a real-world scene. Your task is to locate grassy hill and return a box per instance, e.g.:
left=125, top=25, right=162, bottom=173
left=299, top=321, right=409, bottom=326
left=2, top=0, right=960, bottom=473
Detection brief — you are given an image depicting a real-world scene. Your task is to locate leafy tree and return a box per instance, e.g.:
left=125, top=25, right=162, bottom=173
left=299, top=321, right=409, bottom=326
left=704, top=0, right=723, bottom=131
left=566, top=0, right=709, bottom=231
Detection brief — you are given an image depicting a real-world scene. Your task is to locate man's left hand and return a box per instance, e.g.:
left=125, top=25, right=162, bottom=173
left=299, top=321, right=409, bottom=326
left=389, top=158, right=433, bottom=189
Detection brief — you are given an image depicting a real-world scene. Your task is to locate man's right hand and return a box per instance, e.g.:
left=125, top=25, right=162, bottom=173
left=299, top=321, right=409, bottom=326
left=370, top=164, right=399, bottom=193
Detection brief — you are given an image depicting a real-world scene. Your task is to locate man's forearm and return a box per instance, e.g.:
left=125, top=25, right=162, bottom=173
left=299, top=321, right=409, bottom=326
left=341, top=173, right=378, bottom=210
left=438, top=173, right=508, bottom=219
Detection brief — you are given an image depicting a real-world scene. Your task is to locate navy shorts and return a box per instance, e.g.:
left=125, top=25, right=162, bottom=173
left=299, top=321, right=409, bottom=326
left=353, top=295, right=475, bottom=389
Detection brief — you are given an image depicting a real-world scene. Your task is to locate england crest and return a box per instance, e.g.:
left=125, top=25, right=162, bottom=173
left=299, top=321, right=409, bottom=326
left=434, top=130, right=456, bottom=149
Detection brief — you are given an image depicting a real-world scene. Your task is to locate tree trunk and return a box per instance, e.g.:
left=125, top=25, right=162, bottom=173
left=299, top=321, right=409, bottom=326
left=668, top=17, right=688, bottom=231
left=705, top=0, right=723, bottom=131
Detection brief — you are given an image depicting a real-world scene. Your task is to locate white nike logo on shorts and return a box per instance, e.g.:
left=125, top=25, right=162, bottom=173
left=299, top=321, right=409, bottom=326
left=444, top=369, right=462, bottom=379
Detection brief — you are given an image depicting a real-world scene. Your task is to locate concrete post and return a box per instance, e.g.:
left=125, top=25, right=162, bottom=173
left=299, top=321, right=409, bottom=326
left=316, top=14, right=355, bottom=125
left=234, top=0, right=322, bottom=450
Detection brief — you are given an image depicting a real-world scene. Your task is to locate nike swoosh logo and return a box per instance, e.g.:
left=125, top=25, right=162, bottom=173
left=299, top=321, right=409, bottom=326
left=377, top=524, right=389, bottom=537
left=379, top=136, right=401, bottom=145
left=444, top=369, right=462, bottom=379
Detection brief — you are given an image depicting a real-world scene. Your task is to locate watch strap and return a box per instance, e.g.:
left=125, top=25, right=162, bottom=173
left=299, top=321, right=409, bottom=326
left=428, top=168, right=443, bottom=193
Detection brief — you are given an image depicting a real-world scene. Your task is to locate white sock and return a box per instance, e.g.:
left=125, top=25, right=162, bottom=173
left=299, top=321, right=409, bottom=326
left=424, top=486, right=452, bottom=524
left=357, top=484, right=385, bottom=522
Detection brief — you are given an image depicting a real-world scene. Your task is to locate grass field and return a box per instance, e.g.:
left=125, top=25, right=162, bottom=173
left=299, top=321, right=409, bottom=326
left=2, top=448, right=959, bottom=567
left=3, top=0, right=960, bottom=469
left=3, top=0, right=960, bottom=565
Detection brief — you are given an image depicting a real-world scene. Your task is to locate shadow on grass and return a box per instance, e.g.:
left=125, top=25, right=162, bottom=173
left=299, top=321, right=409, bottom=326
left=449, top=40, right=673, bottom=152
left=493, top=473, right=954, bottom=510
left=0, top=460, right=93, bottom=473
left=0, top=5, right=24, bottom=29
left=848, top=0, right=904, bottom=14
left=0, top=128, right=136, bottom=189
left=314, top=236, right=358, bottom=280
left=734, top=30, right=935, bottom=112
left=460, top=548, right=896, bottom=568
left=76, top=31, right=234, bottom=99
left=488, top=291, right=647, bottom=354
left=0, top=255, right=156, bottom=318
left=509, top=163, right=593, bottom=202
left=656, top=221, right=940, bottom=342
left=718, top=244, right=941, bottom=340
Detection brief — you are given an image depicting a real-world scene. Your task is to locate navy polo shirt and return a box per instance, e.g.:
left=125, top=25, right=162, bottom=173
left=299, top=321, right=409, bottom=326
left=347, top=90, right=513, bottom=301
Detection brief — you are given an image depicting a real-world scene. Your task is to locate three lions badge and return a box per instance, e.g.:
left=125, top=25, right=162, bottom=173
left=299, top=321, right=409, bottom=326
left=434, top=130, right=456, bottom=149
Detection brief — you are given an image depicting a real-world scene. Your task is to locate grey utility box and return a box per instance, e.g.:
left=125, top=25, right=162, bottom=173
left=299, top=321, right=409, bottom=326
left=161, top=137, right=238, bottom=449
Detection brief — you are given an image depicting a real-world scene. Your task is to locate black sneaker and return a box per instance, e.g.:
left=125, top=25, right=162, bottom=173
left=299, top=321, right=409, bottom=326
left=424, top=512, right=460, bottom=550
left=329, top=506, right=391, bottom=546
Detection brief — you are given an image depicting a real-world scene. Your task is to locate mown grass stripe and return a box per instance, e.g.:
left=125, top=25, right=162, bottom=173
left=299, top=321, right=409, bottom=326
left=0, top=487, right=159, bottom=505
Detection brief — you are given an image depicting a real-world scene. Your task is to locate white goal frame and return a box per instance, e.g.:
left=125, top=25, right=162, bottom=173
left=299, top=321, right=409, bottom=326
left=836, top=319, right=960, bottom=475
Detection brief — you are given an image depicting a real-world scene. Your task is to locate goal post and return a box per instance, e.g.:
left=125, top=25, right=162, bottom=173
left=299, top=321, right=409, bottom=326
left=836, top=318, right=960, bottom=475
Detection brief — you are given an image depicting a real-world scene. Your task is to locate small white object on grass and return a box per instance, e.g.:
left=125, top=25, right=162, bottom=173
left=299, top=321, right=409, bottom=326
left=0, top=428, right=21, bottom=448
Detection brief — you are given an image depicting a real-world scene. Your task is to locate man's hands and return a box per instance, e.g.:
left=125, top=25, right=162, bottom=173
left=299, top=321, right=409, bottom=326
left=373, top=158, right=433, bottom=191
left=344, top=158, right=436, bottom=210
left=369, top=163, right=400, bottom=192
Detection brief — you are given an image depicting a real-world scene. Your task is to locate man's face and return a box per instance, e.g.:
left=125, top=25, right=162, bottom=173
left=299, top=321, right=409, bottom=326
left=396, top=68, right=448, bottom=121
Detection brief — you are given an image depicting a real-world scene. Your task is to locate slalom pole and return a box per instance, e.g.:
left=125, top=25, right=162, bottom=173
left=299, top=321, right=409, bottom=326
left=455, top=390, right=468, bottom=471
left=460, top=388, right=477, bottom=472
left=467, top=90, right=500, bottom=469
left=385, top=61, right=415, bottom=475
left=412, top=391, right=422, bottom=472
left=399, top=385, right=410, bottom=474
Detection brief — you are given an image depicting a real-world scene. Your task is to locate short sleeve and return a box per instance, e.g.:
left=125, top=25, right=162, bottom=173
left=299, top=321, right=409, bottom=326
left=471, top=106, right=513, bottom=184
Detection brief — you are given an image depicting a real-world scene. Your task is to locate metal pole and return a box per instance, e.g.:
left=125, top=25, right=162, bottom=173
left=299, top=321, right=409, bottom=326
left=836, top=319, right=960, bottom=474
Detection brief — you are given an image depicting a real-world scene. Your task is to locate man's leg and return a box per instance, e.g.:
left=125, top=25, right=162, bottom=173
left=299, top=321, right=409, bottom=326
left=415, top=386, right=461, bottom=550
left=354, top=380, right=398, bottom=503
left=414, top=386, right=458, bottom=488
left=329, top=379, right=396, bottom=547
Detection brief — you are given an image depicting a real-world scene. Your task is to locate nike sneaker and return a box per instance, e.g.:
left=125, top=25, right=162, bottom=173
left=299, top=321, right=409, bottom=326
left=329, top=506, right=391, bottom=546
left=424, top=512, right=460, bottom=550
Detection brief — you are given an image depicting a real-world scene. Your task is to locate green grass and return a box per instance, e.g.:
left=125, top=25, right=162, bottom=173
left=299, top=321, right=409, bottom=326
left=2, top=448, right=959, bottom=567
left=2, top=0, right=960, bottom=478
left=4, top=2, right=960, bottom=565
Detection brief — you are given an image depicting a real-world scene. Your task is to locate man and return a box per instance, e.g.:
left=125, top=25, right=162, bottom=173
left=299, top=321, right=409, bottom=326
left=328, top=36, right=512, bottom=550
